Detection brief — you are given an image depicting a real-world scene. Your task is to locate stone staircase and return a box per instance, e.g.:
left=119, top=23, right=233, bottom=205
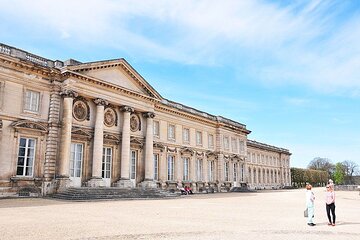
left=50, top=187, right=179, bottom=201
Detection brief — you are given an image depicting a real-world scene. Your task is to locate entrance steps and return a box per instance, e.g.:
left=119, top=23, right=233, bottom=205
left=50, top=187, right=179, bottom=201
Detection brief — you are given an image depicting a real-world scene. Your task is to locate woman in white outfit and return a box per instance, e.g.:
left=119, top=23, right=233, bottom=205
left=306, top=184, right=316, bottom=226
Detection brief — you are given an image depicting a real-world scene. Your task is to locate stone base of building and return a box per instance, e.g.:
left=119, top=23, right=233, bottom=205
left=87, top=177, right=105, bottom=187
left=42, top=180, right=57, bottom=196
left=114, top=179, right=133, bottom=188
left=57, top=177, right=71, bottom=191
left=140, top=180, right=157, bottom=189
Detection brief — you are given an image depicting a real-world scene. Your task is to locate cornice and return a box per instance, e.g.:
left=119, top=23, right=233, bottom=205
left=247, top=139, right=291, bottom=155
left=0, top=54, right=61, bottom=79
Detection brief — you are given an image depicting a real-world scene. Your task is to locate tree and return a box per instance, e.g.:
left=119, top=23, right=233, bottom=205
left=341, top=160, right=359, bottom=184
left=333, top=163, right=345, bottom=184
left=308, top=157, right=334, bottom=178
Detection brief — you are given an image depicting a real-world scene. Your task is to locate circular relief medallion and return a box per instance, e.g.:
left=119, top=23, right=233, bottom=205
left=104, top=108, right=116, bottom=127
left=73, top=100, right=88, bottom=122
left=130, top=114, right=140, bottom=132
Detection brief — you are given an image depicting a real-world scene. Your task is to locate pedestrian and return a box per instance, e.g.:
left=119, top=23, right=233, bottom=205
left=306, top=184, right=316, bottom=226
left=325, top=184, right=336, bottom=226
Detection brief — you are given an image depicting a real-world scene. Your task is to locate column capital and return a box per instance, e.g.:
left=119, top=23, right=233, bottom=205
left=120, top=105, right=134, bottom=113
left=142, top=112, right=155, bottom=118
left=60, top=89, right=78, bottom=98
left=93, top=98, right=108, bottom=106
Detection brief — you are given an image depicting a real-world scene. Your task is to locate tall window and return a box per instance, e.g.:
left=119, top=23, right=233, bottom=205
left=208, top=160, right=214, bottom=182
left=196, top=159, right=203, bottom=181
left=240, top=164, right=244, bottom=182
left=168, top=124, right=175, bottom=140
left=239, top=140, right=245, bottom=153
left=153, top=121, right=160, bottom=137
left=153, top=154, right=159, bottom=180
left=231, top=138, right=238, bottom=153
left=17, top=137, right=36, bottom=176
left=130, top=150, right=137, bottom=180
left=208, top=134, right=214, bottom=148
left=167, top=155, right=175, bottom=181
left=102, top=147, right=112, bottom=178
left=233, top=163, right=238, bottom=182
left=223, top=136, right=229, bottom=150
left=183, top=157, right=189, bottom=181
left=24, top=90, right=40, bottom=112
left=196, top=131, right=202, bottom=146
left=183, top=128, right=190, bottom=143
left=224, top=162, right=229, bottom=181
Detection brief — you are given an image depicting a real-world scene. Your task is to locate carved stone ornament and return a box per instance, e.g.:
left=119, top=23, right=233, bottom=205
left=180, top=147, right=194, bottom=156
left=93, top=98, right=108, bottom=106
left=130, top=114, right=140, bottom=132
left=60, top=89, right=78, bottom=98
left=120, top=105, right=134, bottom=113
left=12, top=120, right=48, bottom=133
left=73, top=100, right=89, bottom=122
left=142, top=112, right=155, bottom=118
left=104, top=108, right=117, bottom=127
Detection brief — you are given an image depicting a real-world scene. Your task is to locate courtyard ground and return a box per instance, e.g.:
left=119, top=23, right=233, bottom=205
left=0, top=187, right=359, bottom=240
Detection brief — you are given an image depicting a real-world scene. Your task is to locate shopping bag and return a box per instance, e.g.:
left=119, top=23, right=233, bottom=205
left=304, top=208, right=308, bottom=217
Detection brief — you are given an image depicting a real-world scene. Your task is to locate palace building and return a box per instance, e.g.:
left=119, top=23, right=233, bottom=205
left=0, top=43, right=291, bottom=197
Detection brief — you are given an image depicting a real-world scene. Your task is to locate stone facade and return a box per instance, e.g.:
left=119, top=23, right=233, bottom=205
left=0, top=43, right=291, bottom=197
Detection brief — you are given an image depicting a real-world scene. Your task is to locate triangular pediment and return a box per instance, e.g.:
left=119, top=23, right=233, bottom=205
left=66, top=59, right=162, bottom=100
left=12, top=120, right=48, bottom=132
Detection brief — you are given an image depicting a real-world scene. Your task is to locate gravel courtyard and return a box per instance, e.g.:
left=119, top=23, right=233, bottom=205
left=0, top=188, right=359, bottom=240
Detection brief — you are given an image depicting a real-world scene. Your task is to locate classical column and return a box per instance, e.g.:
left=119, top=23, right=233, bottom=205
left=141, top=112, right=157, bottom=188
left=58, top=90, right=78, bottom=189
left=87, top=98, right=108, bottom=187
left=116, top=106, right=134, bottom=188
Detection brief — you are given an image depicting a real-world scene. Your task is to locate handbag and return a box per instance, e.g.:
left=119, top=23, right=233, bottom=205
left=304, top=208, right=308, bottom=217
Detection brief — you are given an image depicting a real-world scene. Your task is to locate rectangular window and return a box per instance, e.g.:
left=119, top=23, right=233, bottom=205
left=168, top=124, right=175, bottom=140
left=183, top=157, right=189, bottom=181
left=240, top=164, right=244, bottom=182
left=183, top=128, right=190, bottom=143
left=224, top=162, right=229, bottom=181
left=24, top=90, right=40, bottom=112
left=196, top=159, right=203, bottom=181
left=102, top=147, right=112, bottom=178
left=130, top=150, right=137, bottom=180
left=167, top=155, right=175, bottom=181
left=239, top=140, right=245, bottom=153
left=208, top=160, right=214, bottom=182
left=223, top=136, right=229, bottom=150
left=208, top=134, right=214, bottom=148
left=231, top=138, right=238, bottom=153
left=153, top=154, right=159, bottom=180
left=70, top=143, right=83, bottom=178
left=196, top=131, right=202, bottom=146
left=17, top=137, right=36, bottom=176
left=233, top=163, right=238, bottom=182
left=153, top=121, right=160, bottom=137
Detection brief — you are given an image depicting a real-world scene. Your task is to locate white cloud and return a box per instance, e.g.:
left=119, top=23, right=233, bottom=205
left=1, top=0, right=359, bottom=95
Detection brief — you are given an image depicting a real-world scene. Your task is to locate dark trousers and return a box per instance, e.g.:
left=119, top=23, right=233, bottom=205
left=326, top=203, right=336, bottom=224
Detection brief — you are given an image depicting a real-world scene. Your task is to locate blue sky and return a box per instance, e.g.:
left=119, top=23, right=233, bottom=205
left=1, top=0, right=359, bottom=168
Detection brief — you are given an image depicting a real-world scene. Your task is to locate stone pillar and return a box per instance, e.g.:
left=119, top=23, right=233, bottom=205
left=87, top=98, right=108, bottom=187
left=190, top=154, right=196, bottom=190
left=116, top=106, right=134, bottom=188
left=58, top=90, right=78, bottom=189
left=217, top=153, right=224, bottom=192
left=141, top=112, right=157, bottom=188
